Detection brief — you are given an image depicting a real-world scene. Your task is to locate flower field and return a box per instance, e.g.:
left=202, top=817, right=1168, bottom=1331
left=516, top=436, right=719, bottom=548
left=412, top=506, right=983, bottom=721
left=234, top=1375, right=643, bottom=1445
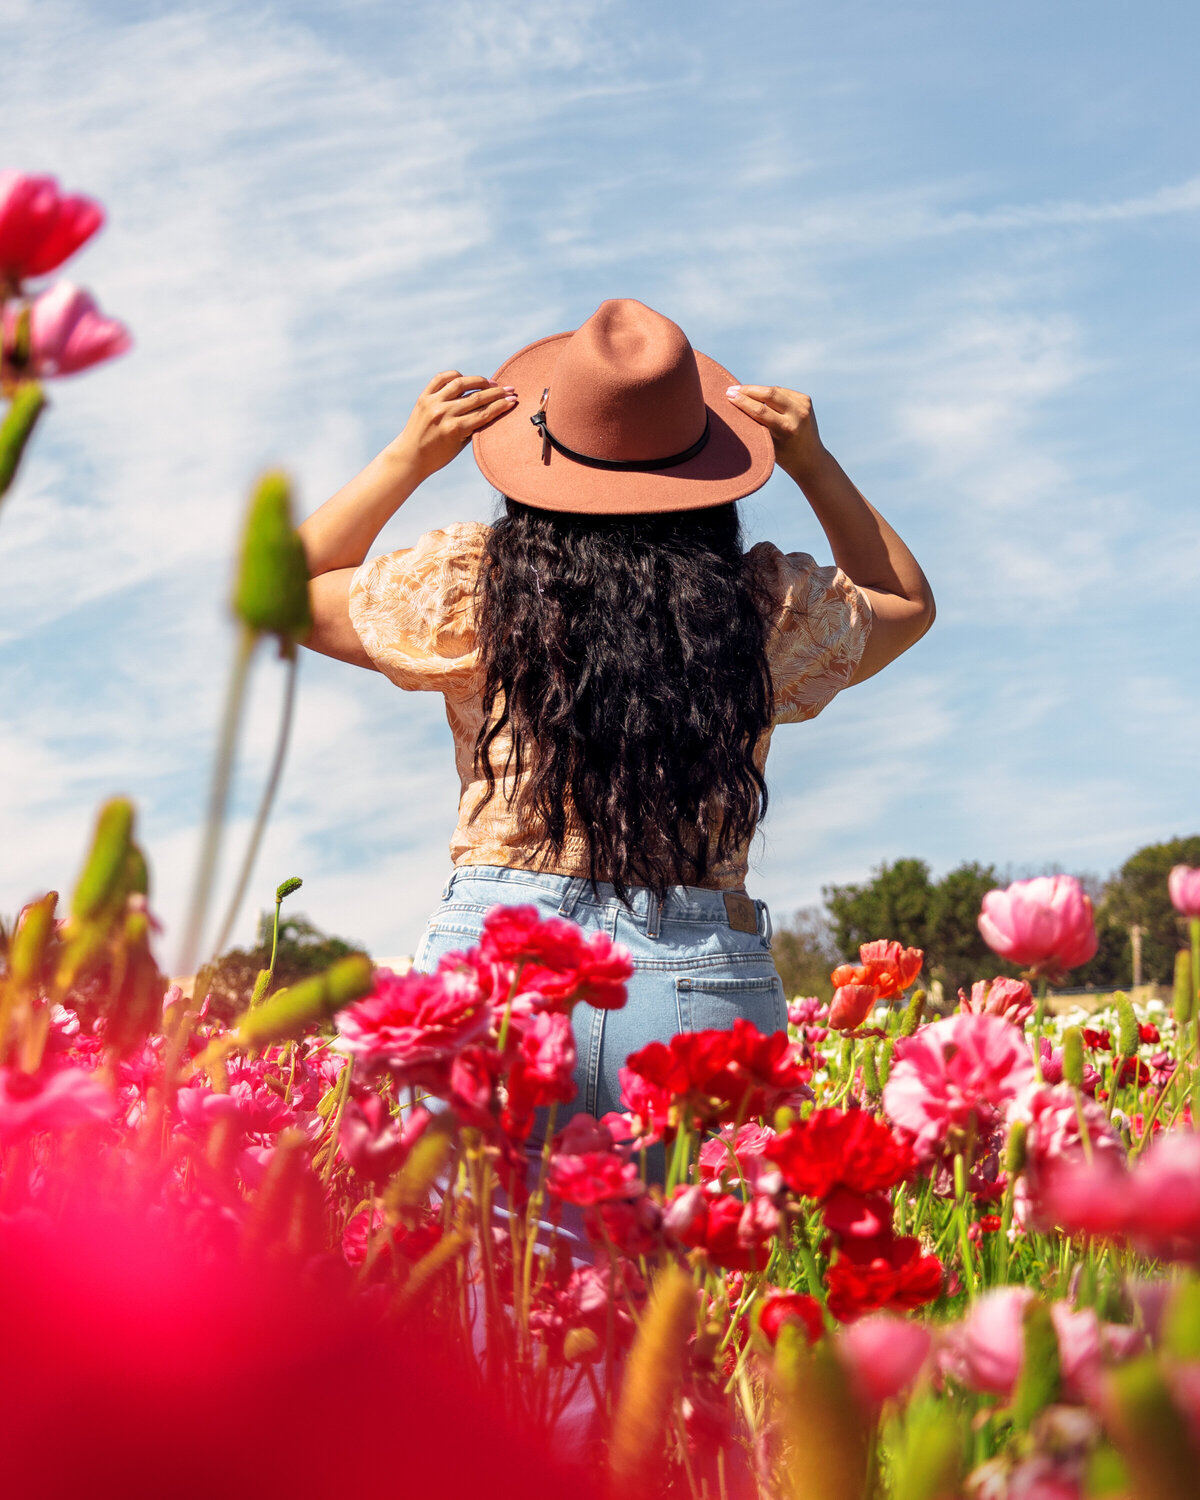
left=7, top=169, right=1200, bottom=1500
left=5, top=814, right=1200, bottom=1500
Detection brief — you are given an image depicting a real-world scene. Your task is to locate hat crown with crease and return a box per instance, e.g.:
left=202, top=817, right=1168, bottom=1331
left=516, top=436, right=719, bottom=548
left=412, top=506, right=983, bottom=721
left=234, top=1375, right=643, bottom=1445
left=473, top=296, right=775, bottom=515
left=547, top=300, right=707, bottom=464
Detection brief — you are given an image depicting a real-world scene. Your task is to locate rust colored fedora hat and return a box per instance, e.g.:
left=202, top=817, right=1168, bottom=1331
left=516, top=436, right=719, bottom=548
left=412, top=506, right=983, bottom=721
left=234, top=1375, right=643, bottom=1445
left=473, top=299, right=774, bottom=515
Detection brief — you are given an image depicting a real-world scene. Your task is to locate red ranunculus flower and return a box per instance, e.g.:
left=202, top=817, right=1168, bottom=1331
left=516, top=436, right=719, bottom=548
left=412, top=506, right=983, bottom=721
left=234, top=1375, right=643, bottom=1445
left=765, top=1108, right=915, bottom=1201
left=758, top=1289, right=824, bottom=1346
left=623, top=1020, right=809, bottom=1130
left=825, top=1233, right=944, bottom=1322
left=665, top=1185, right=776, bottom=1273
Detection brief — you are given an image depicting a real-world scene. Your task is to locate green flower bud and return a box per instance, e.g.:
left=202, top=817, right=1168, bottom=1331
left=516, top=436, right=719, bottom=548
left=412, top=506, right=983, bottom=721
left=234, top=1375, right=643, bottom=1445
left=900, top=988, right=926, bottom=1037
left=1115, top=991, right=1139, bottom=1058
left=1006, top=1119, right=1028, bottom=1176
left=71, top=798, right=134, bottom=922
left=0, top=382, right=47, bottom=503
left=1106, top=1355, right=1195, bottom=1500
left=860, top=1042, right=880, bottom=1097
left=276, top=876, right=303, bottom=902
left=234, top=953, right=372, bottom=1047
left=1174, top=949, right=1194, bottom=1027
left=1063, top=1027, right=1085, bottom=1090
left=232, top=471, right=312, bottom=643
left=9, top=891, right=58, bottom=989
left=879, top=1039, right=892, bottom=1087
left=124, top=842, right=149, bottom=898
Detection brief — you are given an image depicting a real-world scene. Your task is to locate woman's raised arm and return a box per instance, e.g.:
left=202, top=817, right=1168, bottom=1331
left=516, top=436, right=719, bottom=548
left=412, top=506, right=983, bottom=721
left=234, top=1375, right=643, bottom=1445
left=298, top=371, right=516, bottom=665
left=726, top=384, right=935, bottom=685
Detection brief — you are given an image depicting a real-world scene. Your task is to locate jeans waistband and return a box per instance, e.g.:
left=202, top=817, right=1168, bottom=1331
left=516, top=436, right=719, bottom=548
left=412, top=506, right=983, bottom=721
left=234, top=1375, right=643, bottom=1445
left=439, top=865, right=773, bottom=943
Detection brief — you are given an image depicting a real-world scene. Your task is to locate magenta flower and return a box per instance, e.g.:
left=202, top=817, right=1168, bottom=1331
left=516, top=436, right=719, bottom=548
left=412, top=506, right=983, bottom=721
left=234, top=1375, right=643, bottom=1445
left=5, top=281, right=131, bottom=377
left=0, top=1064, right=113, bottom=1145
left=836, top=1314, right=931, bottom=1408
left=0, top=172, right=104, bottom=283
left=882, top=1012, right=1035, bottom=1162
left=335, top=966, right=492, bottom=1091
left=1169, top=865, right=1200, bottom=918
left=977, top=875, right=1098, bottom=978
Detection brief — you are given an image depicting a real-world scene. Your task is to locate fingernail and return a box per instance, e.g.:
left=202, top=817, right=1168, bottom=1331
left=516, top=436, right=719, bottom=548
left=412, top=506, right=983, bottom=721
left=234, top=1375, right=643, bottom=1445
left=504, top=385, right=518, bottom=394
left=726, top=385, right=741, bottom=398
left=505, top=394, right=518, bottom=404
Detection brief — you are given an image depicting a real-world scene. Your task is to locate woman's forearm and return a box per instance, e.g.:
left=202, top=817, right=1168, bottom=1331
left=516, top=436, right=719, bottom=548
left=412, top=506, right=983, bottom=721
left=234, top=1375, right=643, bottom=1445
left=787, top=447, right=933, bottom=611
left=297, top=437, right=423, bottom=578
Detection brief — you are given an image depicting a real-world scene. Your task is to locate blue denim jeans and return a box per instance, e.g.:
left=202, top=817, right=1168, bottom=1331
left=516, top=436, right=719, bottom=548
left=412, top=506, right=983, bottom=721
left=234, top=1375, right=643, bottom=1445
left=412, top=865, right=788, bottom=1132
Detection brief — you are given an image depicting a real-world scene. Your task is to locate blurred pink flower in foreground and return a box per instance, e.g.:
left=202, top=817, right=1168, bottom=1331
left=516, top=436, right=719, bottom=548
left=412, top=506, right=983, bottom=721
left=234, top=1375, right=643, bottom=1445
left=1169, top=865, right=1200, bottom=918
left=939, top=1286, right=1031, bottom=1395
left=977, top=875, right=1098, bottom=978
left=5, top=281, right=131, bottom=377
left=0, top=1064, right=113, bottom=1145
left=836, top=1313, right=931, bottom=1407
left=882, top=1012, right=1035, bottom=1162
left=0, top=171, right=104, bottom=282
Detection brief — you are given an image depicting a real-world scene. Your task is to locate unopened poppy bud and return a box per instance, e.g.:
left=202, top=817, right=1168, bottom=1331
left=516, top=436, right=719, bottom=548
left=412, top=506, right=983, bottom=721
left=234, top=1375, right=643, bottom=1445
left=0, top=381, right=47, bottom=501
left=1115, top=992, right=1139, bottom=1058
left=71, top=797, right=134, bottom=921
left=232, top=470, right=312, bottom=643
left=1174, top=950, right=1194, bottom=1026
left=1106, top=1355, right=1195, bottom=1497
left=860, top=1042, right=880, bottom=1097
left=879, top=1040, right=892, bottom=1087
left=276, top=875, right=302, bottom=901
left=900, top=988, right=926, bottom=1037
left=9, top=891, right=58, bottom=988
left=564, top=1327, right=601, bottom=1363
left=234, top=953, right=372, bottom=1047
left=953, top=1153, right=967, bottom=1203
left=124, top=841, right=149, bottom=897
left=1005, top=1119, right=1028, bottom=1176
left=1063, top=1027, right=1085, bottom=1089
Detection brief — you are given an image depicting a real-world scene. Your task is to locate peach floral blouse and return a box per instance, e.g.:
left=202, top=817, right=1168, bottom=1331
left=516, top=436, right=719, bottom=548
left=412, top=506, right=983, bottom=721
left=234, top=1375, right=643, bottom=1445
left=349, top=522, right=872, bottom=891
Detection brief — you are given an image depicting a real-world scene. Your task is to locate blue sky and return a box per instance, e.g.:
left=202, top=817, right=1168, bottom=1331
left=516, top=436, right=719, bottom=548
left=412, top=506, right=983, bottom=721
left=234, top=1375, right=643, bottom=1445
left=1, top=0, right=1197, bottom=962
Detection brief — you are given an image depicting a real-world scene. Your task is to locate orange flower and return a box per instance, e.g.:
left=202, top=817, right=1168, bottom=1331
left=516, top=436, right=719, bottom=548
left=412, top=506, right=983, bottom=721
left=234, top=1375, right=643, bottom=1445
left=830, top=940, right=923, bottom=1000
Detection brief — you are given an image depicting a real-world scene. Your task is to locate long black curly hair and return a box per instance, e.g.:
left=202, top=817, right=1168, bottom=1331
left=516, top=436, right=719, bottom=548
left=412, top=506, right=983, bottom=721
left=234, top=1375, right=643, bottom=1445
left=471, top=496, right=775, bottom=901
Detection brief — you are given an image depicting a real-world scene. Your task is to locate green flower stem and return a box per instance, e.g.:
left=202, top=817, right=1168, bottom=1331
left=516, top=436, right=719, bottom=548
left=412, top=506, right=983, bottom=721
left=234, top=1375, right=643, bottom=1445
left=1032, top=976, right=1048, bottom=1081
left=210, top=647, right=300, bottom=960
left=0, top=381, right=47, bottom=511
left=177, top=624, right=258, bottom=977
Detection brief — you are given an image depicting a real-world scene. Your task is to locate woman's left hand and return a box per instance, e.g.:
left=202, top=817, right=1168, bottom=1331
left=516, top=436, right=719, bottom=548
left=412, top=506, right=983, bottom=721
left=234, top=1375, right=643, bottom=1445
left=391, top=370, right=517, bottom=483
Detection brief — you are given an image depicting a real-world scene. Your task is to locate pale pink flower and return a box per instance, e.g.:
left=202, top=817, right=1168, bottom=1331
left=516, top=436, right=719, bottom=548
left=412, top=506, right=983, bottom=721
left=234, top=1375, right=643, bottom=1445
left=1169, top=865, right=1200, bottom=919
left=0, top=172, right=104, bottom=281
left=836, top=1314, right=931, bottom=1407
left=0, top=1065, right=113, bottom=1144
left=938, top=1286, right=1032, bottom=1395
left=1050, top=1302, right=1102, bottom=1402
left=7, top=281, right=131, bottom=377
left=883, top=1012, right=1035, bottom=1162
left=787, top=998, right=826, bottom=1028
left=958, top=977, right=1036, bottom=1027
left=978, top=875, right=1098, bottom=977
left=1012, top=1083, right=1121, bottom=1206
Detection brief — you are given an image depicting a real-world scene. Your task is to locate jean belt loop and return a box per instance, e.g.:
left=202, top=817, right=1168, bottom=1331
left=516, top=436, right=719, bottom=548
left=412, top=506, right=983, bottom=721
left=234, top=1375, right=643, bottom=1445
left=645, top=889, right=661, bottom=941
left=440, top=871, right=457, bottom=902
left=558, top=876, right=587, bottom=921
left=756, top=898, right=773, bottom=945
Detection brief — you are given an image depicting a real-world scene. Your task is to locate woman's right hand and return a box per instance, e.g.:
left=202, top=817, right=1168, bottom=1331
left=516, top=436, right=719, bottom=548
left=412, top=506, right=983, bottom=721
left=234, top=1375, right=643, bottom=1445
left=392, top=370, right=517, bottom=482
left=725, top=384, right=827, bottom=481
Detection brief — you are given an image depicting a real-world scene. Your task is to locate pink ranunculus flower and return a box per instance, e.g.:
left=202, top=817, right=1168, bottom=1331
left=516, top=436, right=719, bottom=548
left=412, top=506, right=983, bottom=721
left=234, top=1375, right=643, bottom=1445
left=0, top=1064, right=114, bottom=1145
left=335, top=966, right=492, bottom=1091
left=0, top=172, right=104, bottom=282
left=977, top=875, right=1098, bottom=978
left=1169, top=865, right=1200, bottom=919
left=1013, top=1082, right=1121, bottom=1209
left=836, top=1313, right=932, bottom=1408
left=938, top=1286, right=1033, bottom=1396
left=882, top=1012, right=1035, bottom=1163
left=698, top=1121, right=777, bottom=1189
left=6, top=281, right=131, bottom=377
left=957, top=976, right=1036, bottom=1027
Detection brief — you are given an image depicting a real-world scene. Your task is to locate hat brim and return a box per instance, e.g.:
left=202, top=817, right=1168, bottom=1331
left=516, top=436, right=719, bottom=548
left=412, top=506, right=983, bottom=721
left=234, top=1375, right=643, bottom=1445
left=472, top=330, right=775, bottom=515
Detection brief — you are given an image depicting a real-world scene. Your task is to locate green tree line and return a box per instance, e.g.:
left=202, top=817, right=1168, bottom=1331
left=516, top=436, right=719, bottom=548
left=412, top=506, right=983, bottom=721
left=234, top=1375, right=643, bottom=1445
left=771, top=835, right=1200, bottom=1002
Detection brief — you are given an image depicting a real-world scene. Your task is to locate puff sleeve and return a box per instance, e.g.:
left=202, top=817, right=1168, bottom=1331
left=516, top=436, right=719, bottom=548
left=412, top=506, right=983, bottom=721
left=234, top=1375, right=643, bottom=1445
left=348, top=521, right=489, bottom=699
left=748, top=542, right=874, bottom=724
